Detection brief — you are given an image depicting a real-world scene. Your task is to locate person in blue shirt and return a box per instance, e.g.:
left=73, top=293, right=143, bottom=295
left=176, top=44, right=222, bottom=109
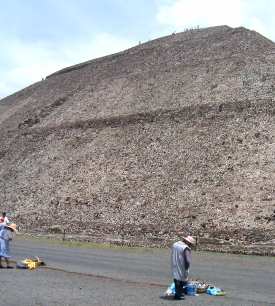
left=0, top=223, right=17, bottom=268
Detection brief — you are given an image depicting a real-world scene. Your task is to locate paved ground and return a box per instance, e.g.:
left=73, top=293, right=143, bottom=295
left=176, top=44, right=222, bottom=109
left=1, top=237, right=275, bottom=306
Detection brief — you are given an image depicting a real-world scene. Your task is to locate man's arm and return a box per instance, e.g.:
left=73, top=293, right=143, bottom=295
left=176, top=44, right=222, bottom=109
left=184, top=248, right=191, bottom=270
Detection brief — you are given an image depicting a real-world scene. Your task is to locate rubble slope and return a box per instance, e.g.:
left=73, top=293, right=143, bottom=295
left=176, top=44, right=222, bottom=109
left=0, top=26, right=274, bottom=253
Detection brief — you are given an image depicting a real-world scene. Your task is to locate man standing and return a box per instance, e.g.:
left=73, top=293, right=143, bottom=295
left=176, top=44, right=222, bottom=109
left=171, top=235, right=195, bottom=300
left=0, top=212, right=9, bottom=225
left=0, top=223, right=17, bottom=268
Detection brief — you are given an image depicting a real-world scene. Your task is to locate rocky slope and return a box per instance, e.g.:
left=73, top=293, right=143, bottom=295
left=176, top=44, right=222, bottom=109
left=0, top=26, right=274, bottom=254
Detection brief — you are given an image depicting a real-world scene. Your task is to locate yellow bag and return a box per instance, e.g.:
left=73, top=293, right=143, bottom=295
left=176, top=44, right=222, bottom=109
left=21, top=257, right=45, bottom=270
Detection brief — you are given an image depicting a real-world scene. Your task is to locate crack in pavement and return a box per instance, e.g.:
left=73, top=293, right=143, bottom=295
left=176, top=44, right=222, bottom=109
left=41, top=265, right=166, bottom=288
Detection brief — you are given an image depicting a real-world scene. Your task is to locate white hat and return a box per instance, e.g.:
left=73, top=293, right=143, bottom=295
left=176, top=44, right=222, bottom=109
left=183, top=235, right=195, bottom=245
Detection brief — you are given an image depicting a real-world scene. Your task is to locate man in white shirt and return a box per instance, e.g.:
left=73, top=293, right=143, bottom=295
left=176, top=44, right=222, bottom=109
left=171, top=235, right=195, bottom=300
left=0, top=212, right=9, bottom=225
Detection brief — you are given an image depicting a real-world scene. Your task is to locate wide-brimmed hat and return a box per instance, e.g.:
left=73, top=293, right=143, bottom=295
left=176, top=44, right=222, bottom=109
left=183, top=235, right=195, bottom=246
left=5, top=223, right=17, bottom=232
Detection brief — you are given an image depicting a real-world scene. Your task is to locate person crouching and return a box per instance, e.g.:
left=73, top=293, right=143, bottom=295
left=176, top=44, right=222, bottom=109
left=171, top=235, right=195, bottom=300
left=0, top=223, right=17, bottom=268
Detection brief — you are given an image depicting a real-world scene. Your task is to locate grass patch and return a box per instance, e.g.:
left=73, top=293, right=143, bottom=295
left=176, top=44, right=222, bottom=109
left=16, top=233, right=163, bottom=254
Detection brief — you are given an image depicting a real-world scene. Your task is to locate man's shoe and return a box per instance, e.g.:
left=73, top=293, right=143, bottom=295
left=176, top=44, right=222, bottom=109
left=174, top=295, right=185, bottom=300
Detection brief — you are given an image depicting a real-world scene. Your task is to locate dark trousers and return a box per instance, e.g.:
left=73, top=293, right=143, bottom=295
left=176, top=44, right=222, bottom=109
left=174, top=279, right=187, bottom=299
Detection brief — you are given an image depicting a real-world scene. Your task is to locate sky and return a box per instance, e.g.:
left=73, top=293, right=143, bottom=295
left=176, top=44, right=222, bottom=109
left=0, top=0, right=274, bottom=99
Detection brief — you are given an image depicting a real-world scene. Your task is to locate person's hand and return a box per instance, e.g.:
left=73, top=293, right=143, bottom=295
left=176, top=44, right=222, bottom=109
left=184, top=269, right=190, bottom=279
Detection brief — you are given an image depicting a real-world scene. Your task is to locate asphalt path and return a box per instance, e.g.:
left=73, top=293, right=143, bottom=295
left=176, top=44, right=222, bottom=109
left=1, top=237, right=275, bottom=306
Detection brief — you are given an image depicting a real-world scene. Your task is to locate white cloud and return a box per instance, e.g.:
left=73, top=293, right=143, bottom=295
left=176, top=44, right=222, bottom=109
left=0, top=34, right=135, bottom=99
left=157, top=0, right=243, bottom=29
left=62, top=33, right=135, bottom=64
left=156, top=0, right=275, bottom=41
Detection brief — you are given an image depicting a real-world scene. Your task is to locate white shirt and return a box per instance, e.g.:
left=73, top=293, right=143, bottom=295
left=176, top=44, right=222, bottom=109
left=0, top=216, right=9, bottom=225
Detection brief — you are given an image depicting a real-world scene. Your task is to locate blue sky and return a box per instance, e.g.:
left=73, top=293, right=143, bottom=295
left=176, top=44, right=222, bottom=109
left=0, top=0, right=274, bottom=99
